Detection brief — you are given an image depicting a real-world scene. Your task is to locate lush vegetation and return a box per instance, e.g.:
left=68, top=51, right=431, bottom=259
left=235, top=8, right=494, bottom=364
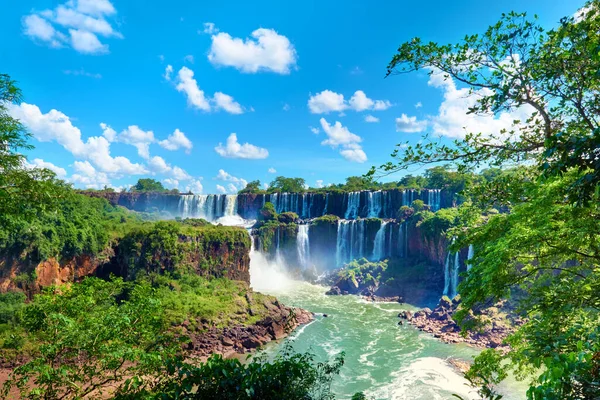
left=0, top=277, right=349, bottom=399
left=379, top=3, right=600, bottom=398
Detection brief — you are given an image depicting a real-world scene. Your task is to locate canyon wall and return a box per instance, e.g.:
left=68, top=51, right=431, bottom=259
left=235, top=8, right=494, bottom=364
left=0, top=223, right=251, bottom=294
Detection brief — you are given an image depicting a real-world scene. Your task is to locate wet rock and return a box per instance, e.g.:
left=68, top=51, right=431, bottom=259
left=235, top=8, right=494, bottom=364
left=325, top=286, right=342, bottom=296
left=398, top=310, right=413, bottom=320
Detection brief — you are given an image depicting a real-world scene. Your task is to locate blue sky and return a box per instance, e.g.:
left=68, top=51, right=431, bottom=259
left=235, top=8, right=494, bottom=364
left=1, top=0, right=583, bottom=194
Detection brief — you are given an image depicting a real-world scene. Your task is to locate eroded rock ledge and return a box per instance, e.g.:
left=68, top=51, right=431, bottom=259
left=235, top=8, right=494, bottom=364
left=398, top=297, right=523, bottom=350
left=182, top=300, right=313, bottom=359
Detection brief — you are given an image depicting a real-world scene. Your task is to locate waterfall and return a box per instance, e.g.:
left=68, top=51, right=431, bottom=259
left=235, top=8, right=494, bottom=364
left=302, top=194, right=308, bottom=218
left=443, top=252, right=451, bottom=296
left=427, top=189, right=441, bottom=211
left=372, top=221, right=388, bottom=261
left=368, top=191, right=382, bottom=218
left=224, top=195, right=238, bottom=216
left=297, top=224, right=310, bottom=269
left=323, top=193, right=329, bottom=216
left=335, top=219, right=368, bottom=266
left=345, top=192, right=360, bottom=219
left=336, top=220, right=346, bottom=267
left=467, top=244, right=474, bottom=271
left=451, top=251, right=460, bottom=299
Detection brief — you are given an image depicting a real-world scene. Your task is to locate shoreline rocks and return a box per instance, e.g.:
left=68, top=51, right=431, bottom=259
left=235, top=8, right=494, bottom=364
left=184, top=303, right=313, bottom=359
left=399, top=296, right=521, bottom=350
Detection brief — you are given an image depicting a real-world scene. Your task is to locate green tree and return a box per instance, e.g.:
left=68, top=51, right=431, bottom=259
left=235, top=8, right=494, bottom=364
left=240, top=180, right=262, bottom=194
left=269, top=176, right=306, bottom=193
left=377, top=3, right=600, bottom=398
left=131, top=178, right=167, bottom=192
left=0, top=74, right=70, bottom=230
left=2, top=278, right=180, bottom=399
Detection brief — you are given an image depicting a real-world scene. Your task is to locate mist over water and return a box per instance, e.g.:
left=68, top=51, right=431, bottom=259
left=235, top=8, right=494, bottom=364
left=249, top=254, right=526, bottom=400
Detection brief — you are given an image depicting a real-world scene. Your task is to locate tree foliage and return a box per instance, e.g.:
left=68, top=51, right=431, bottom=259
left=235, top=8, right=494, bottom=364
left=130, top=179, right=167, bottom=193
left=380, top=3, right=600, bottom=398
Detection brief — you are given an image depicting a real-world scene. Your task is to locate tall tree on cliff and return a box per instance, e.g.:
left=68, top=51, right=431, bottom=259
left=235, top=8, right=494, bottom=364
left=374, top=2, right=600, bottom=398
left=0, top=74, right=68, bottom=230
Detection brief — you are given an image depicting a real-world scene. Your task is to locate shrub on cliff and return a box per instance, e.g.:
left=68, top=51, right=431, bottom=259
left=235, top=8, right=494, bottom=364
left=1, top=277, right=181, bottom=399
left=312, top=214, right=340, bottom=227
left=258, top=202, right=277, bottom=222
left=278, top=211, right=298, bottom=223
left=118, top=344, right=345, bottom=400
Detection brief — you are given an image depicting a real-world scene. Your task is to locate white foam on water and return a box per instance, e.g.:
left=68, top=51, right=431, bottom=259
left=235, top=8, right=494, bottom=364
left=367, top=357, right=478, bottom=400
left=213, top=215, right=255, bottom=228
left=249, top=248, right=297, bottom=293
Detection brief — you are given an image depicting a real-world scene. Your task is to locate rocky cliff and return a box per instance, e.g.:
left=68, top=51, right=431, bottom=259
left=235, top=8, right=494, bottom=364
left=0, top=222, right=252, bottom=295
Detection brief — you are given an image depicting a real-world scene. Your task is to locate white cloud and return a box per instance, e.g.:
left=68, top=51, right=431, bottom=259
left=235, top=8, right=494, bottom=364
left=184, top=55, right=194, bottom=64
left=216, top=184, right=227, bottom=194
left=395, top=114, right=428, bottom=133
left=318, top=118, right=367, bottom=163
left=69, top=28, right=107, bottom=54
left=426, top=70, right=532, bottom=139
left=117, top=125, right=155, bottom=159
left=309, top=126, right=320, bottom=134
left=207, top=26, right=297, bottom=74
left=24, top=158, right=67, bottom=178
left=226, top=183, right=238, bottom=193
left=215, top=169, right=247, bottom=190
left=70, top=160, right=111, bottom=189
left=63, top=68, right=102, bottom=78
left=158, top=129, right=193, bottom=153
left=308, top=90, right=346, bottom=114
left=9, top=103, right=146, bottom=176
left=308, top=90, right=392, bottom=114
left=163, top=178, right=179, bottom=189
left=364, top=114, right=379, bottom=123
left=263, top=183, right=269, bottom=190
left=213, top=92, right=243, bottom=114
left=283, top=103, right=290, bottom=111
left=315, top=179, right=324, bottom=188
left=22, top=0, right=121, bottom=54
left=171, top=66, right=245, bottom=114
left=22, top=15, right=65, bottom=47
left=185, top=179, right=204, bottom=194
left=215, top=133, right=268, bottom=159
left=340, top=146, right=367, bottom=163
left=164, top=64, right=173, bottom=81
left=202, top=22, right=218, bottom=34
left=175, top=66, right=211, bottom=111
left=415, top=102, right=422, bottom=109
left=268, top=167, right=276, bottom=173
left=147, top=156, right=191, bottom=180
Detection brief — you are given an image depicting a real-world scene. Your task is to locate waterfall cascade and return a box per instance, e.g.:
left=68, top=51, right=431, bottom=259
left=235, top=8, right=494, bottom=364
left=442, top=241, right=461, bottom=298
left=443, top=252, right=451, bottom=297
left=451, top=251, right=460, bottom=299
left=335, top=219, right=368, bottom=266
left=371, top=221, right=388, bottom=261
left=345, top=192, right=361, bottom=219
left=467, top=244, right=474, bottom=271
left=296, top=224, right=311, bottom=269
left=178, top=194, right=238, bottom=221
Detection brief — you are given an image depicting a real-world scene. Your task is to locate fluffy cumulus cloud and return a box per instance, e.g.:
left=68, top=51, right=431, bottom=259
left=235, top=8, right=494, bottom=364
left=364, top=114, right=379, bottom=123
left=308, top=90, right=392, bottom=114
left=310, top=126, right=320, bottom=134
left=268, top=167, right=276, bottom=174
left=22, top=0, right=122, bottom=54
left=315, top=179, right=324, bottom=188
left=318, top=118, right=367, bottom=163
left=167, top=66, right=246, bottom=114
left=215, top=169, right=247, bottom=191
left=185, top=179, right=204, bottom=194
left=158, top=129, right=193, bottom=153
left=396, top=70, right=533, bottom=139
left=9, top=103, right=147, bottom=179
left=215, top=133, right=268, bottom=159
left=147, top=156, right=191, bottom=180
left=216, top=184, right=227, bottom=194
left=163, top=178, right=179, bottom=190
left=395, top=114, right=427, bottom=133
left=9, top=102, right=196, bottom=188
left=24, top=158, right=67, bottom=178
left=206, top=25, right=297, bottom=74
